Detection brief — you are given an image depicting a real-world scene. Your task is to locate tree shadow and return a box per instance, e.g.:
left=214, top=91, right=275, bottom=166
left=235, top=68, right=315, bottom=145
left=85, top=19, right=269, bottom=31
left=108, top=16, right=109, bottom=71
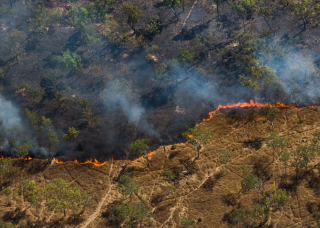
left=201, top=171, right=223, bottom=190
left=150, top=193, right=165, bottom=207
left=101, top=202, right=122, bottom=227
left=173, top=22, right=210, bottom=41
left=65, top=213, right=85, bottom=226
left=222, top=193, right=239, bottom=206
left=252, top=156, right=272, bottom=182
left=243, top=138, right=263, bottom=150
left=141, top=85, right=175, bottom=110
left=168, top=151, right=179, bottom=160
left=27, top=160, right=49, bottom=175
left=3, top=208, right=26, bottom=225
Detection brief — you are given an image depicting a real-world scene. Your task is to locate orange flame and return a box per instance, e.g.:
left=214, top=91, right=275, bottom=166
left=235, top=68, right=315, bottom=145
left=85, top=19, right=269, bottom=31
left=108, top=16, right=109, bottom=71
left=0, top=156, right=44, bottom=161
left=0, top=100, right=315, bottom=166
left=202, top=99, right=299, bottom=122
left=55, top=158, right=107, bottom=166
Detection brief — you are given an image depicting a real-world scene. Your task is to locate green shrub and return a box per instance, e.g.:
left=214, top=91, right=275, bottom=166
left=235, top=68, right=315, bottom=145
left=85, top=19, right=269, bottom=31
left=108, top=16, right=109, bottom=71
left=179, top=48, right=195, bottom=63
left=171, top=144, right=177, bottom=150
left=164, top=170, right=176, bottom=181
left=181, top=218, right=195, bottom=228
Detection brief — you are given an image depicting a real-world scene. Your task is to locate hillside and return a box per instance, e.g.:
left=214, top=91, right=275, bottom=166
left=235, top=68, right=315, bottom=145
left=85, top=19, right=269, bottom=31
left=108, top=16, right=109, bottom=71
left=1, top=105, right=320, bottom=227
left=1, top=0, right=320, bottom=160
left=2, top=0, right=320, bottom=227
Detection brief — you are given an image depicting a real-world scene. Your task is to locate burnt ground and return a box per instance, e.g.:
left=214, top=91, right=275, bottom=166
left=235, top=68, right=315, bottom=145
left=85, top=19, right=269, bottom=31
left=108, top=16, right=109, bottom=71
left=1, top=0, right=320, bottom=161
left=3, top=106, right=320, bottom=227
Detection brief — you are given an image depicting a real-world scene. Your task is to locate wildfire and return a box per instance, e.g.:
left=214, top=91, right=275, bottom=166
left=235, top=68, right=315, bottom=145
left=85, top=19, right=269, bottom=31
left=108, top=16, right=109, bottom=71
left=55, top=158, right=107, bottom=166
left=0, top=156, right=44, bottom=161
left=0, top=100, right=316, bottom=166
left=202, top=99, right=299, bottom=122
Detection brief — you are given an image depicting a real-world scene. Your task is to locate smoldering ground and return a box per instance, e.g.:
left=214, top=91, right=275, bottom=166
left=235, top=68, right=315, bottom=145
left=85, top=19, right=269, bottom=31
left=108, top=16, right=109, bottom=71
left=1, top=0, right=320, bottom=161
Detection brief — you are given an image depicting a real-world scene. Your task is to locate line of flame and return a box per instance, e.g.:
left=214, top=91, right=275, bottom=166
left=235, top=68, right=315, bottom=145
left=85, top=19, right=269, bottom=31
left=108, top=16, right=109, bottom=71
left=201, top=99, right=300, bottom=122
left=0, top=100, right=315, bottom=166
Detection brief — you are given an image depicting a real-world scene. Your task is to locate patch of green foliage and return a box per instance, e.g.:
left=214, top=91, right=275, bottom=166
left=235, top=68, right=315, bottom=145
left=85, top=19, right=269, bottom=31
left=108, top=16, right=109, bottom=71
left=66, top=6, right=89, bottom=31
left=53, top=50, right=81, bottom=72
left=129, top=139, right=149, bottom=157
left=147, top=16, right=162, bottom=34
left=63, top=127, right=79, bottom=142
left=179, top=48, right=195, bottom=63
left=123, top=2, right=144, bottom=29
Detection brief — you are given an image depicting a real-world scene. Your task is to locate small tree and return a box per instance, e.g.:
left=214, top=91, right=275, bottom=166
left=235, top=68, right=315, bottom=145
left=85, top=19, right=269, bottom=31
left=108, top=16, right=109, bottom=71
left=55, top=91, right=66, bottom=108
left=164, top=170, right=176, bottom=181
left=78, top=98, right=90, bottom=110
left=239, top=165, right=259, bottom=194
left=2, top=186, right=12, bottom=206
left=53, top=50, right=81, bottom=72
left=182, top=126, right=213, bottom=159
left=8, top=139, right=16, bottom=150
left=63, top=127, right=79, bottom=142
left=1, top=29, right=27, bottom=63
left=181, top=218, right=195, bottom=228
left=2, top=186, right=12, bottom=196
left=66, top=6, right=89, bottom=32
left=16, top=143, right=30, bottom=158
left=79, top=194, right=94, bottom=214
left=266, top=131, right=289, bottom=162
left=118, top=200, right=153, bottom=228
left=0, top=158, right=13, bottom=185
left=123, top=3, right=144, bottom=31
left=179, top=48, right=195, bottom=63
left=83, top=111, right=100, bottom=129
left=261, top=105, right=279, bottom=132
left=278, top=150, right=290, bottom=184
left=269, top=186, right=288, bottom=210
left=45, top=178, right=90, bottom=217
left=19, top=179, right=43, bottom=208
left=219, top=148, right=233, bottom=173
left=312, top=129, right=320, bottom=154
left=154, top=59, right=180, bottom=92
left=228, top=207, right=249, bottom=228
left=180, top=0, right=189, bottom=11
left=291, top=145, right=315, bottom=181
left=117, top=175, right=140, bottom=202
left=0, top=221, right=15, bottom=228
left=45, top=128, right=60, bottom=155
left=146, top=16, right=162, bottom=35
left=162, top=184, right=176, bottom=201
left=164, top=0, right=180, bottom=20
left=129, top=139, right=150, bottom=166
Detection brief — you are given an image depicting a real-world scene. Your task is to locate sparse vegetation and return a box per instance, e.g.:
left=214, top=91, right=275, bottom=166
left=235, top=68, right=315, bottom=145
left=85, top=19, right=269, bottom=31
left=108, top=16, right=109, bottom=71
left=16, top=143, right=31, bottom=158
left=0, top=158, right=12, bottom=185
left=63, top=127, right=79, bottom=142
left=291, top=145, right=316, bottom=181
left=181, top=218, right=195, bottom=228
left=117, top=175, right=140, bottom=202
left=164, top=170, right=176, bottom=181
left=182, top=126, right=213, bottom=158
left=219, top=148, right=233, bottom=173
left=1, top=0, right=320, bottom=227
left=266, top=131, right=289, bottom=162
left=261, top=105, right=279, bottom=131
left=123, top=2, right=144, bottom=31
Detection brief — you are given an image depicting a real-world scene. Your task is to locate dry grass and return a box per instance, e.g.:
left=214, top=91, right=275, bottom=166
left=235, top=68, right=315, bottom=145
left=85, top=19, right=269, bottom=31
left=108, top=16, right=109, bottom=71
left=2, top=106, right=320, bottom=227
